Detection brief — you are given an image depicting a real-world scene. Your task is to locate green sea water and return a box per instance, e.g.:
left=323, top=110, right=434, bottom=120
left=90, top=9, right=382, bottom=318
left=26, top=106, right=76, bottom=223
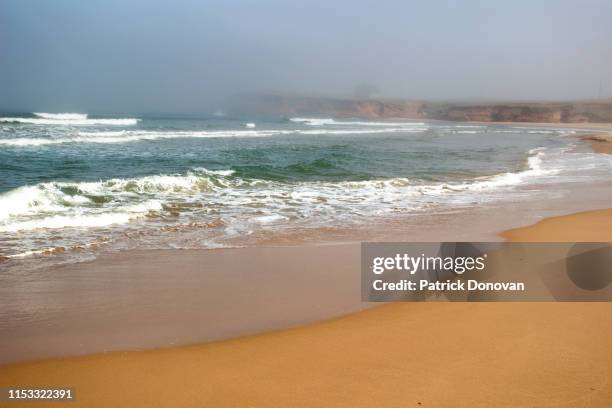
left=1, top=113, right=610, bottom=269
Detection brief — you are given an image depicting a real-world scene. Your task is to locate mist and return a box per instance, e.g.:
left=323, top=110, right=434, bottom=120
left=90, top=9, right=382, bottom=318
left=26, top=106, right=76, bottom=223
left=1, top=0, right=611, bottom=114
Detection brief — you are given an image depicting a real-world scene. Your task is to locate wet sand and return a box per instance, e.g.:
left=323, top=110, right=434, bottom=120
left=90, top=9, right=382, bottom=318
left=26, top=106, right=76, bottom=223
left=0, top=245, right=366, bottom=364
left=582, top=132, right=612, bottom=155
left=501, top=132, right=612, bottom=242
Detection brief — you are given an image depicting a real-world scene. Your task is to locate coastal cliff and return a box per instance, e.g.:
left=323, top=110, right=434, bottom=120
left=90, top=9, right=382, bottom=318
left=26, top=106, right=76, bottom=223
left=234, top=94, right=612, bottom=123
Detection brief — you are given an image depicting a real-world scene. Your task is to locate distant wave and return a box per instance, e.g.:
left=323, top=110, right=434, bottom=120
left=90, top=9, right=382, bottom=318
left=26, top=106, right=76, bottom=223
left=290, top=117, right=426, bottom=126
left=0, top=138, right=64, bottom=147
left=34, top=112, right=88, bottom=120
left=0, top=130, right=286, bottom=146
left=0, top=113, right=139, bottom=126
left=297, top=127, right=428, bottom=135
left=0, top=126, right=430, bottom=146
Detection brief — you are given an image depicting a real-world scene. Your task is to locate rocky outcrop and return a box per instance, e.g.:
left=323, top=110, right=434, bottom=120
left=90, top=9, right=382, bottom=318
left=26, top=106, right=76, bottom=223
left=429, top=103, right=612, bottom=123
left=233, top=94, right=425, bottom=119
left=233, top=94, right=612, bottom=123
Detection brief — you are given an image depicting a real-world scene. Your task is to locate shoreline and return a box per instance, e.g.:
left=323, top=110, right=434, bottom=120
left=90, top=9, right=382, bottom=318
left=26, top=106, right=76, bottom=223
left=4, top=201, right=612, bottom=365
left=3, top=128, right=612, bottom=365
left=581, top=131, right=612, bottom=154
left=2, top=121, right=611, bottom=267
left=5, top=211, right=612, bottom=406
left=2, top=124, right=612, bottom=406
left=498, top=131, right=612, bottom=242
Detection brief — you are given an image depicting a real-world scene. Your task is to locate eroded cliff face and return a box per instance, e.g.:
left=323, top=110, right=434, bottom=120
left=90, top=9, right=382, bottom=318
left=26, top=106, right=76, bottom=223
left=233, top=95, right=612, bottom=123
left=234, top=95, right=425, bottom=119
left=433, top=103, right=611, bottom=123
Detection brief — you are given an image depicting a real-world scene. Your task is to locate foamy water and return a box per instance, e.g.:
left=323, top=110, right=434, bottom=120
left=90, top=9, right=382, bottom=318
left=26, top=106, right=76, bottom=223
left=0, top=112, right=139, bottom=126
left=0, top=113, right=609, bottom=270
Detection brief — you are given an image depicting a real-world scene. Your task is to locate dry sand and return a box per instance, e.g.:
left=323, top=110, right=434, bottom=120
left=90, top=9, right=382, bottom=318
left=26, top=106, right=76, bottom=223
left=1, top=302, right=611, bottom=407
left=502, top=208, right=612, bottom=242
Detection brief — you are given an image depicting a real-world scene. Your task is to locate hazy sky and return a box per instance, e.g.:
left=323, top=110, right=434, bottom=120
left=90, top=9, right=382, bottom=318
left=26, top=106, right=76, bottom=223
left=1, top=0, right=611, bottom=113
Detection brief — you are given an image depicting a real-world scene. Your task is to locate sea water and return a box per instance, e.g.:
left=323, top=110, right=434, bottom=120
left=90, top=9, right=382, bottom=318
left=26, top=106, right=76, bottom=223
left=1, top=112, right=611, bottom=271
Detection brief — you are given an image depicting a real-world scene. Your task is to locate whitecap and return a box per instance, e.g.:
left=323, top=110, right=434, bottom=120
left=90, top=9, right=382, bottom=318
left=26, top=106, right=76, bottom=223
left=290, top=117, right=426, bottom=126
left=33, top=113, right=88, bottom=120
left=0, top=115, right=139, bottom=126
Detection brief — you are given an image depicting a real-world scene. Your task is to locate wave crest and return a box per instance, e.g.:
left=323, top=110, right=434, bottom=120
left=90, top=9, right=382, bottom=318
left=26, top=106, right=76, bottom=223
left=0, top=146, right=564, bottom=234
left=0, top=127, right=432, bottom=147
left=0, top=113, right=139, bottom=126
left=0, top=169, right=238, bottom=231
left=290, top=117, right=426, bottom=126
left=34, top=113, right=88, bottom=120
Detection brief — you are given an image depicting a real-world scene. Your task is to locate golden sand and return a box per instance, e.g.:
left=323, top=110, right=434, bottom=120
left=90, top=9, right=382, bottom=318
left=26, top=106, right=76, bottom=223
left=3, top=208, right=612, bottom=407
left=2, top=301, right=612, bottom=408
left=502, top=209, right=612, bottom=242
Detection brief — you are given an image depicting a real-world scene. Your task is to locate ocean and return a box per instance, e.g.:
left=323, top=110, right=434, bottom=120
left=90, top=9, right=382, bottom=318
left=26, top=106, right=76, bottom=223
left=1, top=112, right=611, bottom=271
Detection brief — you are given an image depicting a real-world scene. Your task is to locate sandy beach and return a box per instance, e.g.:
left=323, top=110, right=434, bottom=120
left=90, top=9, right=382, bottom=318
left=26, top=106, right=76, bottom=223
left=502, top=208, right=612, bottom=242
left=3, top=203, right=612, bottom=406
left=1, top=301, right=611, bottom=408
left=2, top=129, right=612, bottom=407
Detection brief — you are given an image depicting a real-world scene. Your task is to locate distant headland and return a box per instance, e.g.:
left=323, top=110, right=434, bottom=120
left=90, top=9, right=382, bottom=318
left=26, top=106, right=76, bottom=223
left=233, top=94, right=612, bottom=123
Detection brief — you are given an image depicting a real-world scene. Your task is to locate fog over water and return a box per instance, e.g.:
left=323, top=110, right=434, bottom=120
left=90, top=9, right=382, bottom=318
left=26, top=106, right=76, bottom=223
left=1, top=0, right=611, bottom=113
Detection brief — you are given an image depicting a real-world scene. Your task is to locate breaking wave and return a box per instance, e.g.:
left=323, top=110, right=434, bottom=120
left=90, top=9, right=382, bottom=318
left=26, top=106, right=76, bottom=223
left=0, top=168, right=236, bottom=232
left=3, top=116, right=611, bottom=265
left=0, top=147, right=579, bottom=234
left=290, top=117, right=426, bottom=126
left=0, top=127, right=429, bottom=146
left=0, top=113, right=139, bottom=126
left=34, top=113, right=88, bottom=120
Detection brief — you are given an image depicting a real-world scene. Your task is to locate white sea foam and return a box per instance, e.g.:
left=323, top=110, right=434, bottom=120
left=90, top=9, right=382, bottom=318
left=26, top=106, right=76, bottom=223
left=0, top=113, right=139, bottom=126
left=298, top=127, right=428, bottom=135
left=290, top=117, right=425, bottom=126
left=5, top=118, right=612, bottom=264
left=251, top=214, right=288, bottom=224
left=79, top=127, right=429, bottom=138
left=33, top=113, right=88, bottom=120
left=0, top=210, right=148, bottom=232
left=0, top=130, right=286, bottom=146
left=0, top=126, right=430, bottom=147
left=0, top=169, right=237, bottom=227
left=0, top=185, right=63, bottom=220
left=0, top=138, right=65, bottom=146
left=4, top=145, right=606, bottom=236
left=460, top=148, right=552, bottom=190
left=198, top=168, right=235, bottom=176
